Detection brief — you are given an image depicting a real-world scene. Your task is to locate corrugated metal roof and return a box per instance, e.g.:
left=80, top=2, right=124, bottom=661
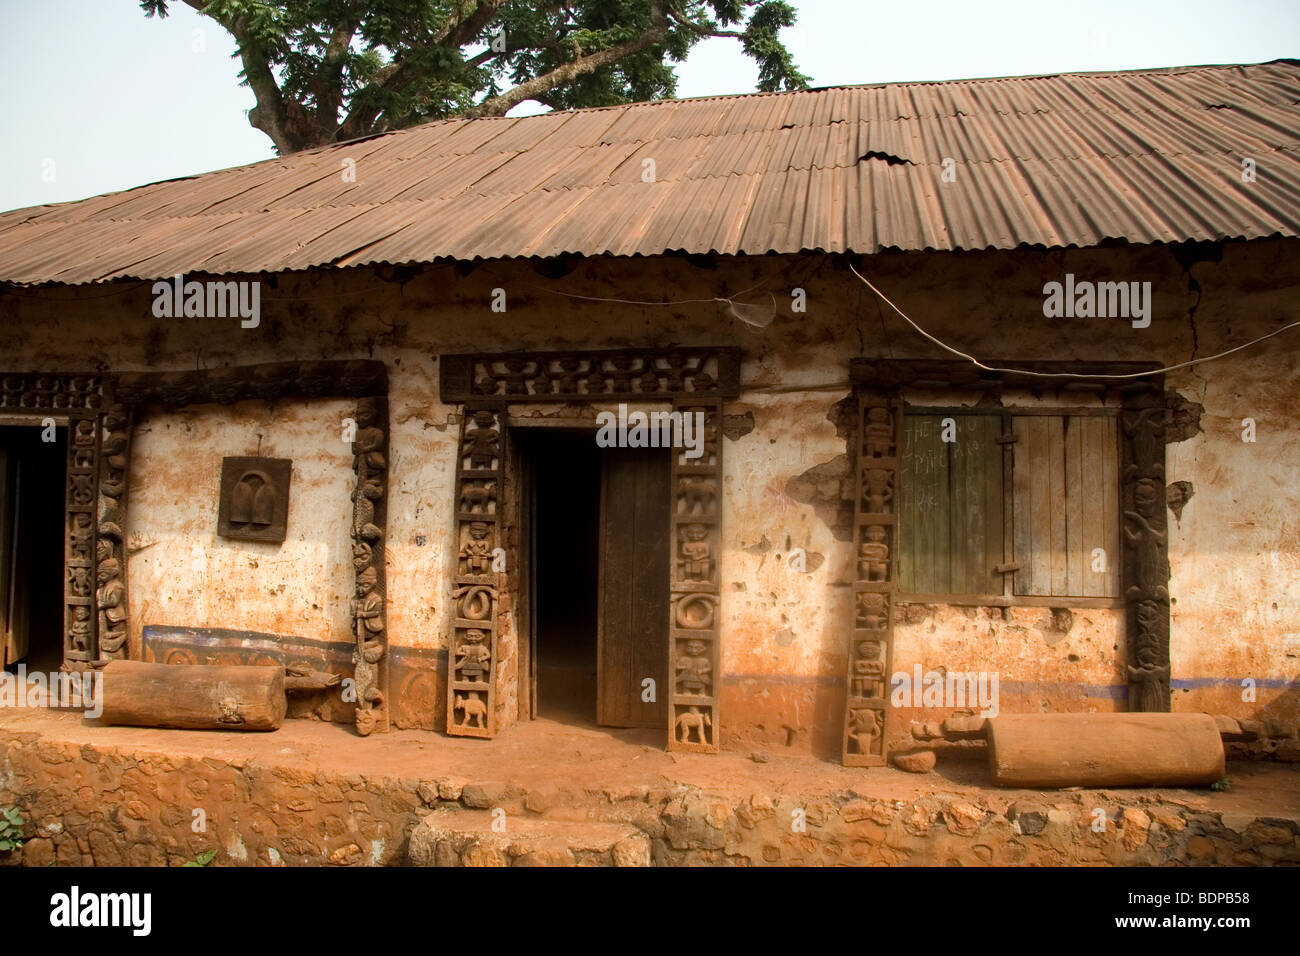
left=2, top=60, right=1298, bottom=285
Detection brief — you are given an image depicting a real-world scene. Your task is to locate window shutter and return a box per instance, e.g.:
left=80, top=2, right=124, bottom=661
left=1012, top=415, right=1119, bottom=598
left=899, top=414, right=1003, bottom=595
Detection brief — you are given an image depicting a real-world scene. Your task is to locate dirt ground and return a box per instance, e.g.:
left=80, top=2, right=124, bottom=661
left=3, top=707, right=1297, bottom=817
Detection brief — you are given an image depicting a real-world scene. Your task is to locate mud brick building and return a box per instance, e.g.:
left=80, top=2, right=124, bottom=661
left=0, top=59, right=1297, bottom=766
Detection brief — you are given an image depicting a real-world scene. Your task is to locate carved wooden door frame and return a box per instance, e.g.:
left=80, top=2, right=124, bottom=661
left=0, top=363, right=393, bottom=736
left=846, top=359, right=1171, bottom=765
left=0, top=374, right=111, bottom=669
left=439, top=348, right=739, bottom=750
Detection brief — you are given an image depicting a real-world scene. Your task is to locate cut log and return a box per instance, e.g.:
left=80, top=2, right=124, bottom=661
left=99, top=660, right=285, bottom=731
left=987, top=713, right=1224, bottom=788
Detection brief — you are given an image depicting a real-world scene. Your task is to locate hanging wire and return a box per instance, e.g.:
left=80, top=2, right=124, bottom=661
left=850, top=263, right=1300, bottom=380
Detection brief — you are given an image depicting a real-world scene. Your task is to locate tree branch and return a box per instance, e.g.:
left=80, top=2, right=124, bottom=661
left=464, top=3, right=669, bottom=119
left=666, top=4, right=744, bottom=38
left=315, top=21, right=358, bottom=127
left=337, top=0, right=507, bottom=139
left=174, top=0, right=301, bottom=153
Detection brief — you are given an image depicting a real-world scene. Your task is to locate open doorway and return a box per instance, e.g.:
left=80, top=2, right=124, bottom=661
left=516, top=428, right=670, bottom=729
left=1, top=424, right=67, bottom=674
left=528, top=430, right=601, bottom=722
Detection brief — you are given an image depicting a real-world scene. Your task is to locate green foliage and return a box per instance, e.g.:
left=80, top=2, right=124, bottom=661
left=1210, top=777, right=1231, bottom=792
left=0, top=807, right=25, bottom=852
left=140, top=1, right=808, bottom=152
left=182, top=848, right=218, bottom=867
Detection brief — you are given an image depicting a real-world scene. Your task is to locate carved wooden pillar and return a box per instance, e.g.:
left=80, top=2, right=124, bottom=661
left=446, top=403, right=504, bottom=737
left=668, top=399, right=722, bottom=753
left=351, top=395, right=391, bottom=735
left=1120, top=381, right=1171, bottom=712
left=64, top=414, right=100, bottom=664
left=841, top=389, right=902, bottom=766
left=95, top=404, right=132, bottom=660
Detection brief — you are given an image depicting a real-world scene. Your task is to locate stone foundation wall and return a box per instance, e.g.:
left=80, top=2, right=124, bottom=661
left=2, top=727, right=1296, bottom=866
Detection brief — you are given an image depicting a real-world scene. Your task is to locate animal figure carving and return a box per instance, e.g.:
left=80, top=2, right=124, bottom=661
left=455, top=693, right=488, bottom=729
left=678, top=477, right=715, bottom=515
left=675, top=705, right=711, bottom=745
left=461, top=480, right=496, bottom=515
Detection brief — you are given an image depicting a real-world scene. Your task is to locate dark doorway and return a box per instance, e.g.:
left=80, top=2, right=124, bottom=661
left=517, top=429, right=670, bottom=729
left=523, top=431, right=601, bottom=722
left=1, top=424, right=67, bottom=673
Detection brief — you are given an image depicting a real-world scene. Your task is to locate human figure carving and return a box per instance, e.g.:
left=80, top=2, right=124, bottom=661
left=863, top=406, right=894, bottom=457
left=463, top=411, right=499, bottom=469
left=856, top=591, right=888, bottom=629
left=675, top=639, right=712, bottom=696
left=848, top=707, right=881, bottom=755
left=863, top=469, right=893, bottom=514
left=455, top=629, right=492, bottom=685
left=850, top=640, right=885, bottom=698
left=96, top=558, right=127, bottom=654
left=1123, top=477, right=1168, bottom=600
left=69, top=606, right=91, bottom=652
left=679, top=524, right=712, bottom=580
left=353, top=541, right=373, bottom=575
left=858, top=525, right=889, bottom=581
left=552, top=357, right=580, bottom=394
left=353, top=399, right=387, bottom=471
left=500, top=358, right=531, bottom=395
left=353, top=567, right=385, bottom=662
left=460, top=521, right=493, bottom=574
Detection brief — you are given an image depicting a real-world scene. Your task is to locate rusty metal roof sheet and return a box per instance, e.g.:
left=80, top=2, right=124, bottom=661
left=2, top=60, right=1298, bottom=285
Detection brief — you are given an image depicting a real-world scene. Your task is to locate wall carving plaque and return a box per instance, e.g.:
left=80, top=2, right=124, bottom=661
left=218, top=457, right=292, bottom=542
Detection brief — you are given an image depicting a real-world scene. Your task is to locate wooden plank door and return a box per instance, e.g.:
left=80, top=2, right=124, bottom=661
left=597, top=447, right=670, bottom=728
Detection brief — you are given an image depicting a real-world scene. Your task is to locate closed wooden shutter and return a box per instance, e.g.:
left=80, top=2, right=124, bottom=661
left=898, top=414, right=1003, bottom=596
left=1012, top=415, right=1120, bottom=597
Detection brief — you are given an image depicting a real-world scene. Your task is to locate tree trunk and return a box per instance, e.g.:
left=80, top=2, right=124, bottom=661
left=987, top=713, right=1224, bottom=788
left=98, top=660, right=286, bottom=731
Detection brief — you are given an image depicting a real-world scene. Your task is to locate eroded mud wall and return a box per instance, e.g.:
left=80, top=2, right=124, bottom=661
left=1, top=238, right=1295, bottom=750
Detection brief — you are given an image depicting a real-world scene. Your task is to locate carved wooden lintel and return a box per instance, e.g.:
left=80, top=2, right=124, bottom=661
left=440, top=348, right=741, bottom=403
left=113, top=360, right=387, bottom=406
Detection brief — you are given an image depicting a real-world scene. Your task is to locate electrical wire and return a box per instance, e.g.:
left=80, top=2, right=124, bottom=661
left=850, top=262, right=1300, bottom=380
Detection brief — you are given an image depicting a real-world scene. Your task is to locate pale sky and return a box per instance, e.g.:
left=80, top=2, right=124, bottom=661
left=2, top=0, right=1298, bottom=213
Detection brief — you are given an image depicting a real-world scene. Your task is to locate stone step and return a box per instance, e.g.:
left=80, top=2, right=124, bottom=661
left=409, top=808, right=650, bottom=866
